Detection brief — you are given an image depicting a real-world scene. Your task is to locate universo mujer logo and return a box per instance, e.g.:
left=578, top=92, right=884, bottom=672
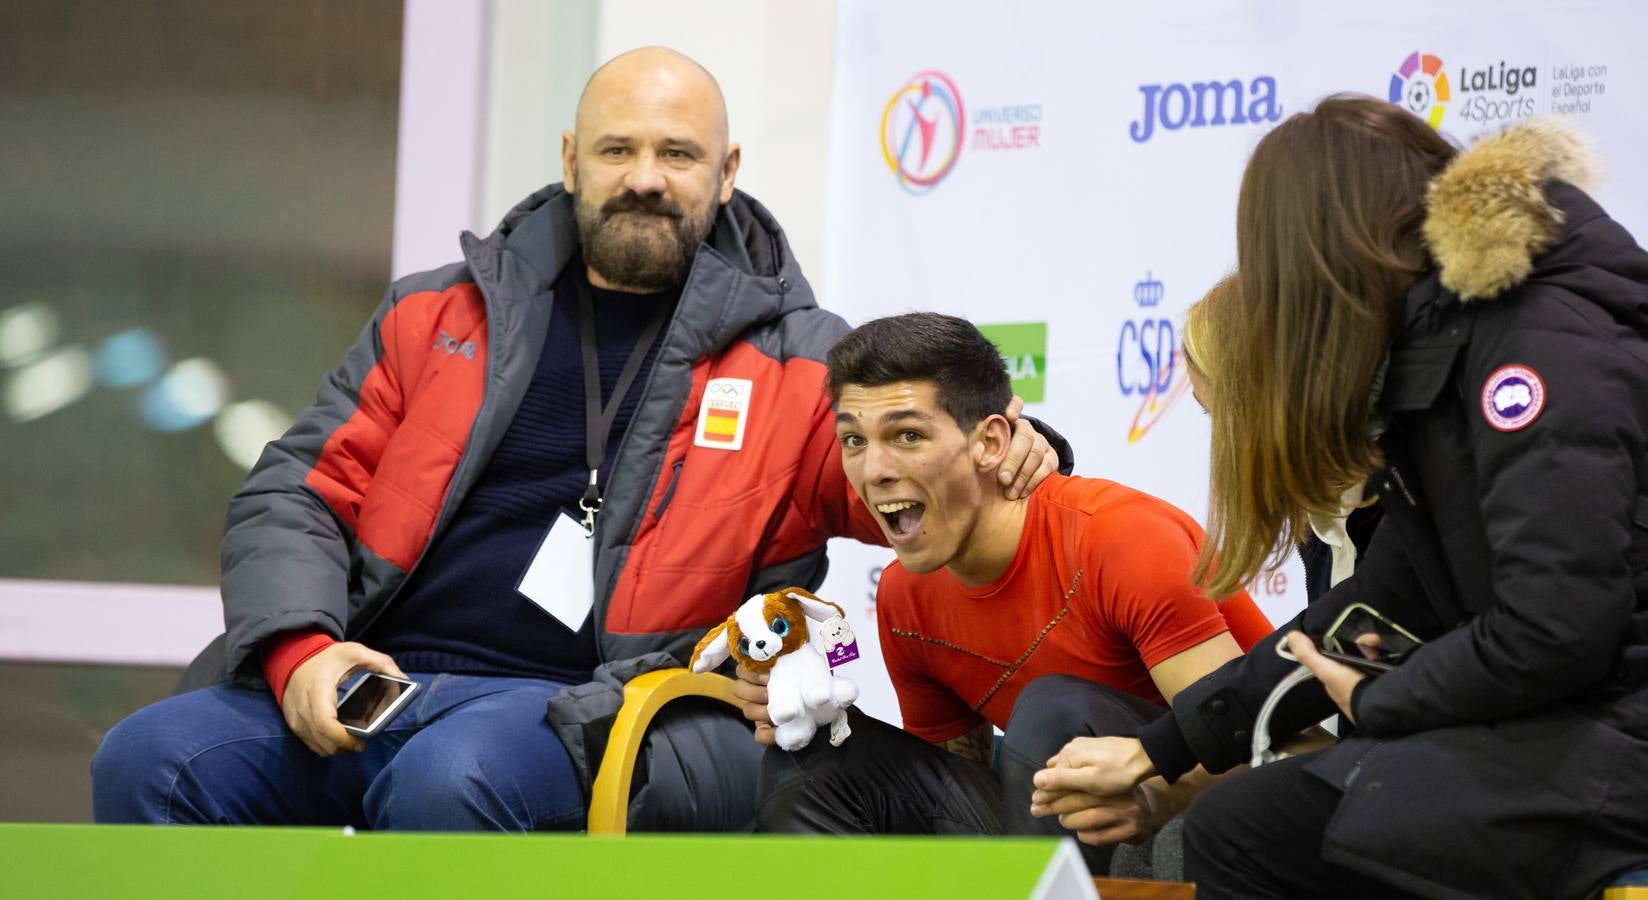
left=880, top=70, right=966, bottom=195
left=880, top=70, right=1042, bottom=194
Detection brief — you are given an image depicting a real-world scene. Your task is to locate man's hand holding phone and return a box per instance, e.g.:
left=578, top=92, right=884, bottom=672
left=283, top=642, right=407, bottom=757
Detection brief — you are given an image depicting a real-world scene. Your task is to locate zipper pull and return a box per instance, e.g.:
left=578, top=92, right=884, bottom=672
left=1385, top=465, right=1419, bottom=507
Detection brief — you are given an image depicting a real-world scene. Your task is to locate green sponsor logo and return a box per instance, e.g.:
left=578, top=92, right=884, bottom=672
left=978, top=322, right=1047, bottom=403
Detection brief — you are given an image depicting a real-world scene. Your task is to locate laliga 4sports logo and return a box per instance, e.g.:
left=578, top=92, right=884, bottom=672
left=1389, top=50, right=1538, bottom=129
left=1389, top=51, right=1451, bottom=128
left=1117, top=272, right=1189, bottom=443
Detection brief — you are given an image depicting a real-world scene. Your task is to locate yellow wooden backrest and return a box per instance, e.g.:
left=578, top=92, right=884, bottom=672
left=585, top=668, right=743, bottom=835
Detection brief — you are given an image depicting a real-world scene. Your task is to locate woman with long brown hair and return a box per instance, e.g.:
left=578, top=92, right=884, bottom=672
left=1183, top=276, right=1381, bottom=606
left=1034, top=95, right=1648, bottom=897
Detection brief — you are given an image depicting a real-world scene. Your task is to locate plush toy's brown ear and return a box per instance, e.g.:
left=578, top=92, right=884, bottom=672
left=690, top=617, right=735, bottom=673
left=783, top=587, right=846, bottom=622
left=764, top=591, right=812, bottom=656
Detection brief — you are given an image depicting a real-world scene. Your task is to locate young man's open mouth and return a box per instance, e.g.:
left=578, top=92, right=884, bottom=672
left=874, top=500, right=926, bottom=544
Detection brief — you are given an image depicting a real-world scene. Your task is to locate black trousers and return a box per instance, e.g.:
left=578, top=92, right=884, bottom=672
left=1182, top=750, right=1423, bottom=900
left=755, top=674, right=1166, bottom=873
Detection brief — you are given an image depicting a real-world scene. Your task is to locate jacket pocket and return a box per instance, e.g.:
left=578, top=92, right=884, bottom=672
left=652, top=460, right=684, bottom=521
left=1380, top=343, right=1462, bottom=414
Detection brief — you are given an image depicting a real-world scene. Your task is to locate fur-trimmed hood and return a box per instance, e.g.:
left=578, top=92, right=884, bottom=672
left=1423, top=121, right=1596, bottom=301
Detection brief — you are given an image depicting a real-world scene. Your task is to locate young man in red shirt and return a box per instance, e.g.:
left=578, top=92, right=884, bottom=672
left=747, top=312, right=1271, bottom=870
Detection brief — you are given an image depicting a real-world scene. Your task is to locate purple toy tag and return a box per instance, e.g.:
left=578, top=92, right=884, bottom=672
left=817, top=615, right=860, bottom=668
left=827, top=641, right=860, bottom=668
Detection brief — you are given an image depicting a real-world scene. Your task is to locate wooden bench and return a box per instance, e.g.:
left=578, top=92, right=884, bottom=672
left=1093, top=876, right=1194, bottom=899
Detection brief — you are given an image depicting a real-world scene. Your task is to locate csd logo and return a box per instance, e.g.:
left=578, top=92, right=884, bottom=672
left=1116, top=273, right=1190, bottom=443
left=1116, top=274, right=1174, bottom=397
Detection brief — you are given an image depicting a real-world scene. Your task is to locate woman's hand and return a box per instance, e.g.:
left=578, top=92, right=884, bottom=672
left=1031, top=736, right=1156, bottom=803
left=1286, top=631, right=1367, bottom=723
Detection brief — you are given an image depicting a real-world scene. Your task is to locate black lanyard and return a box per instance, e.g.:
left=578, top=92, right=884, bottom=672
left=577, top=279, right=669, bottom=533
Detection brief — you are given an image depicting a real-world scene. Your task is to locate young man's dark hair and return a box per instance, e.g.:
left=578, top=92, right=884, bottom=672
left=826, top=312, right=1011, bottom=431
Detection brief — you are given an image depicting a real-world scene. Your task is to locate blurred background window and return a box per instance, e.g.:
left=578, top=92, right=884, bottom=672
left=0, top=0, right=402, bottom=585
left=0, top=0, right=403, bottom=822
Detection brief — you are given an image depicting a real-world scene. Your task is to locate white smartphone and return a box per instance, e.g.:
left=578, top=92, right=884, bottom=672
left=337, top=672, right=420, bottom=737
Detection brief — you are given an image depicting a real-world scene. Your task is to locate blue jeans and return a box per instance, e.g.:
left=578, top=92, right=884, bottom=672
left=91, top=673, right=582, bottom=831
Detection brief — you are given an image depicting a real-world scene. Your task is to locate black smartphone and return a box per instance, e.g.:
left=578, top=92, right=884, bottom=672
left=1325, top=602, right=1424, bottom=665
left=337, top=673, right=420, bottom=737
left=1278, top=602, right=1423, bottom=673
left=1314, top=649, right=1396, bottom=674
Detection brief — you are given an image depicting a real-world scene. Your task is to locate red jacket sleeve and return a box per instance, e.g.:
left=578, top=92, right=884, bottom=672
left=260, top=630, right=336, bottom=707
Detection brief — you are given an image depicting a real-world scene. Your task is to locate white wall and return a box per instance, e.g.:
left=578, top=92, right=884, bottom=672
left=481, top=0, right=598, bottom=230
left=391, top=0, right=492, bottom=279
left=477, top=0, right=840, bottom=295
left=392, top=0, right=840, bottom=288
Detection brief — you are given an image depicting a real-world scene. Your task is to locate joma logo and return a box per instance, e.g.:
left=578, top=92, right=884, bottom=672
left=1129, top=76, right=1281, bottom=143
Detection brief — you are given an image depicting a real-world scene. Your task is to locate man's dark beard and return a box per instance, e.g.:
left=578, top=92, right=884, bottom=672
left=575, top=185, right=719, bottom=292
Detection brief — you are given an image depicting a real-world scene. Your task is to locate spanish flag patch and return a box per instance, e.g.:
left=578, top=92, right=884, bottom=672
left=694, top=377, right=753, bottom=451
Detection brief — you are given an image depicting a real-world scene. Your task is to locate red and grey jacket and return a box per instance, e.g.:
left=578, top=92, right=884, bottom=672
left=190, top=185, right=887, bottom=689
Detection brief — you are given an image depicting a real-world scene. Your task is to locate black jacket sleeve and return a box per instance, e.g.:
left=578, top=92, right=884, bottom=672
left=1138, top=514, right=1440, bottom=779
left=1023, top=415, right=1076, bottom=475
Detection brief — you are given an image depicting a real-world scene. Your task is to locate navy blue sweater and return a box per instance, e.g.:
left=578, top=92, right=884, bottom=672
left=368, top=265, right=678, bottom=683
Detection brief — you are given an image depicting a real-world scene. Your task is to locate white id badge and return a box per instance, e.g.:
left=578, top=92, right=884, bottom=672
left=515, top=510, right=595, bottom=631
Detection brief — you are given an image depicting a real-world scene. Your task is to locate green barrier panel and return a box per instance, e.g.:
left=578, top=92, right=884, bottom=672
left=0, top=824, right=1098, bottom=900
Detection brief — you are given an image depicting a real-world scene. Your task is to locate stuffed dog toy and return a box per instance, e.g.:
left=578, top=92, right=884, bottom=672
left=689, top=587, right=858, bottom=751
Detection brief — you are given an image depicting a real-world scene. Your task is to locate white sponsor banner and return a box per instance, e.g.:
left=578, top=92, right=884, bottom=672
left=818, top=0, right=1648, bottom=724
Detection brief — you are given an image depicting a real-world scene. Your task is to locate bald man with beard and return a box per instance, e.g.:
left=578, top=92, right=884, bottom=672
left=91, top=47, right=1065, bottom=832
